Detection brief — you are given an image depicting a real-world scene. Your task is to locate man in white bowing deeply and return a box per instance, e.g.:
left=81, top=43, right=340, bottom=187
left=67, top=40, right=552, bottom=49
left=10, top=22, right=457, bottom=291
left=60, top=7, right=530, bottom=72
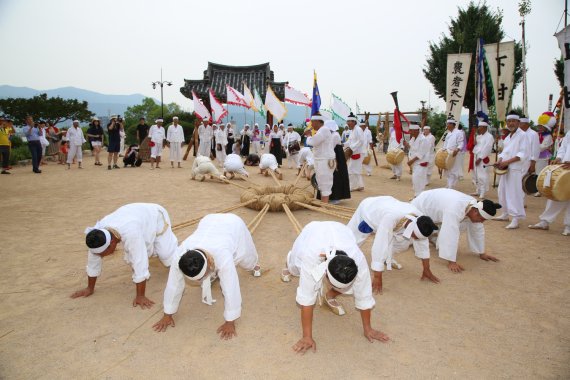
left=152, top=214, right=261, bottom=339
left=281, top=221, right=390, bottom=354
left=412, top=188, right=501, bottom=273
left=347, top=196, right=440, bottom=294
left=70, top=203, right=178, bottom=308
left=166, top=116, right=185, bottom=168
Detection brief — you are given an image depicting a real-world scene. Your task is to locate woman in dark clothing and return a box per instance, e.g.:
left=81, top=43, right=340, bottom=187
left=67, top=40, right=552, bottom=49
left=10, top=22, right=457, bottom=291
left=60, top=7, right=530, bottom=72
left=316, top=123, right=350, bottom=203
left=240, top=125, right=251, bottom=157
left=86, top=118, right=105, bottom=165
left=107, top=116, right=122, bottom=170
left=269, top=124, right=283, bottom=166
left=226, top=123, right=234, bottom=155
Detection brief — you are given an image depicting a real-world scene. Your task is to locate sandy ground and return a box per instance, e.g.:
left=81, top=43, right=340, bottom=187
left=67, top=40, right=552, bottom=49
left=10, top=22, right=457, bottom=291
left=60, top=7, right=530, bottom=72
left=0, top=149, right=569, bottom=379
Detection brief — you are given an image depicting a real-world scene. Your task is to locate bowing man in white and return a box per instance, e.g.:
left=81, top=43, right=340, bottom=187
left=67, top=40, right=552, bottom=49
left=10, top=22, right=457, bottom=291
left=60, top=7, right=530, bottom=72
left=259, top=153, right=283, bottom=179
left=494, top=112, right=530, bottom=229
left=153, top=213, right=261, bottom=338
left=66, top=120, right=86, bottom=169
left=423, top=126, right=436, bottom=183
left=442, top=118, right=465, bottom=189
left=197, top=117, right=213, bottom=157
left=214, top=123, right=228, bottom=167
left=149, top=119, right=166, bottom=169
left=166, top=116, right=185, bottom=168
left=471, top=120, right=494, bottom=198
left=344, top=113, right=366, bottom=191
left=529, top=131, right=570, bottom=236
left=388, top=126, right=404, bottom=180
left=412, top=188, right=501, bottom=273
left=281, top=221, right=389, bottom=354
left=70, top=203, right=178, bottom=308
left=305, top=115, right=335, bottom=203
left=347, top=196, right=439, bottom=294
left=223, top=153, right=249, bottom=179
left=407, top=124, right=430, bottom=196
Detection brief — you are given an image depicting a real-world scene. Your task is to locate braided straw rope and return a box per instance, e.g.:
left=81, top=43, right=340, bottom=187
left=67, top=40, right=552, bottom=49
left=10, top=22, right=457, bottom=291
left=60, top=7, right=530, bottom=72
left=268, top=169, right=282, bottom=186
left=293, top=201, right=352, bottom=220
left=172, top=199, right=257, bottom=231
left=310, top=200, right=356, bottom=213
left=221, top=178, right=251, bottom=191
left=282, top=203, right=302, bottom=234
left=240, top=185, right=313, bottom=212
left=293, top=162, right=307, bottom=187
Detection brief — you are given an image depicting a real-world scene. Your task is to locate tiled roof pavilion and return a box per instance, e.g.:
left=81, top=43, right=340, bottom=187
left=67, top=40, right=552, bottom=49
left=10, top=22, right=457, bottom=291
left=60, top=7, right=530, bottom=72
left=180, top=62, right=287, bottom=107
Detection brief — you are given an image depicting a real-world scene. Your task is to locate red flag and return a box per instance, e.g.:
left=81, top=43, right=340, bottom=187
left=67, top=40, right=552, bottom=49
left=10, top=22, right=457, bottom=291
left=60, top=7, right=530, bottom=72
left=393, top=109, right=411, bottom=143
left=467, top=126, right=476, bottom=172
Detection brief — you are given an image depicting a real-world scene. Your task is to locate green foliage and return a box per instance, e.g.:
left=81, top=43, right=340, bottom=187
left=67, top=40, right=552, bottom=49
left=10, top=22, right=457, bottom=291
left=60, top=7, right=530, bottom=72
left=0, top=93, right=94, bottom=125
left=555, top=56, right=564, bottom=88
left=9, top=145, right=32, bottom=165
left=9, top=135, right=24, bottom=148
left=424, top=1, right=523, bottom=119
left=426, top=110, right=448, bottom=140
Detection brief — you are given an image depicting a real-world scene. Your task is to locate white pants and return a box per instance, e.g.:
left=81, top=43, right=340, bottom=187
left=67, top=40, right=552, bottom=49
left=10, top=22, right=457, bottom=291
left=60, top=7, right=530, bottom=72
left=120, top=137, right=125, bottom=155
left=252, top=140, right=262, bottom=154
left=391, top=163, right=402, bottom=177
left=473, top=161, right=490, bottom=197
left=151, top=143, right=163, bottom=158
left=535, top=158, right=549, bottom=174
left=348, top=155, right=364, bottom=190
left=412, top=163, right=428, bottom=196
left=169, top=142, right=182, bottom=162
left=67, top=144, right=82, bottom=163
left=314, top=159, right=334, bottom=197
left=457, top=152, right=465, bottom=178
left=446, top=153, right=463, bottom=189
left=539, top=200, right=570, bottom=227
left=287, top=152, right=300, bottom=168
left=198, top=139, right=211, bottom=157
left=427, top=154, right=435, bottom=180
left=498, top=168, right=525, bottom=219
left=215, top=146, right=227, bottom=166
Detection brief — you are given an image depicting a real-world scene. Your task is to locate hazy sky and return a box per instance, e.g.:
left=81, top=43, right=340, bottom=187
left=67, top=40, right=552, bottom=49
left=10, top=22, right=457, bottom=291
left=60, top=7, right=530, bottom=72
left=0, top=0, right=564, bottom=121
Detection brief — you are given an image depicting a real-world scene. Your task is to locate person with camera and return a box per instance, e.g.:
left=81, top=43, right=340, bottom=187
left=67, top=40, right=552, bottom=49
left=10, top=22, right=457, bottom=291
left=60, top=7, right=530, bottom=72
left=107, top=115, right=122, bottom=170
left=87, top=117, right=104, bottom=166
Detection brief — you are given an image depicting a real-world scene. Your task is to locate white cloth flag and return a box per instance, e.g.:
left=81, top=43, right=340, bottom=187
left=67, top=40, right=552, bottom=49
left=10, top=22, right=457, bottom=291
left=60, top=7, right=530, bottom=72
left=285, top=84, right=311, bottom=106
left=192, top=90, right=211, bottom=120
left=445, top=53, right=472, bottom=122
left=484, top=41, right=515, bottom=122
left=226, top=85, right=249, bottom=108
left=556, top=26, right=570, bottom=125
left=331, top=94, right=352, bottom=121
left=254, top=88, right=265, bottom=117
left=243, top=83, right=255, bottom=110
left=264, top=85, right=287, bottom=122
left=209, top=88, right=228, bottom=124
left=320, top=109, right=333, bottom=120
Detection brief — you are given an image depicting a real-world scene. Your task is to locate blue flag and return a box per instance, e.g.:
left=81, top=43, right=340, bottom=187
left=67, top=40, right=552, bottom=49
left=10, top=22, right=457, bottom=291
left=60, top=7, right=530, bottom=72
left=311, top=71, right=321, bottom=116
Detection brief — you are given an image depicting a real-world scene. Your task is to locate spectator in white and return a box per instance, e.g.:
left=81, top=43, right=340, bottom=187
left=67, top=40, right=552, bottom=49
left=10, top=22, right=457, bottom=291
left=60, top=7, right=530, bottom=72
left=148, top=119, right=166, bottom=169
left=528, top=130, right=570, bottom=235
left=214, top=123, right=228, bottom=167
left=518, top=116, right=540, bottom=176
left=341, top=124, right=350, bottom=144
left=152, top=213, right=261, bottom=338
left=251, top=123, right=262, bottom=154
left=223, top=153, right=249, bottom=178
left=344, top=113, right=366, bottom=190
left=471, top=120, right=495, bottom=198
left=70, top=203, right=178, bottom=308
left=119, top=122, right=126, bottom=157
left=198, top=117, right=213, bottom=157
left=39, top=120, right=49, bottom=165
left=457, top=124, right=468, bottom=179
left=493, top=112, right=530, bottom=229
left=362, top=123, right=374, bottom=176
left=442, top=118, right=465, bottom=189
left=166, top=116, right=185, bottom=168
left=284, top=124, right=301, bottom=169
left=423, top=126, right=436, bottom=184
left=407, top=123, right=430, bottom=196
left=305, top=115, right=335, bottom=203
left=281, top=221, right=390, bottom=354
left=66, top=120, right=86, bottom=169
left=388, top=126, right=404, bottom=180
left=347, top=196, right=439, bottom=294
left=413, top=188, right=501, bottom=273
left=297, top=146, right=314, bottom=180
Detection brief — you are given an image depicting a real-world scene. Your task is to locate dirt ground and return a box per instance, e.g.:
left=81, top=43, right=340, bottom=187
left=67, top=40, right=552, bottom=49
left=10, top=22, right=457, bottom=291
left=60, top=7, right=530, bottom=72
left=0, top=149, right=568, bottom=379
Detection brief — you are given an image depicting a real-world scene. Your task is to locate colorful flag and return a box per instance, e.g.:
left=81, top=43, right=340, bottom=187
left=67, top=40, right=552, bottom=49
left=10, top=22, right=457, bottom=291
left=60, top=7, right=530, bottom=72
left=285, top=84, right=311, bottom=106
left=475, top=38, right=489, bottom=122
left=191, top=90, right=211, bottom=120
left=243, top=83, right=255, bottom=110
left=226, top=84, right=249, bottom=108
left=264, top=85, right=287, bottom=122
left=209, top=88, right=227, bottom=123
left=311, top=71, right=321, bottom=116
left=254, top=88, right=266, bottom=117
left=555, top=26, right=570, bottom=131
left=331, top=93, right=352, bottom=121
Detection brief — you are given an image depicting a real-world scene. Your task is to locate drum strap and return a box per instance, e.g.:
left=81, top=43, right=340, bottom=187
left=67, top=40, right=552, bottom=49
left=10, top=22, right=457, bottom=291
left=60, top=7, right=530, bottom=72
left=544, top=165, right=564, bottom=188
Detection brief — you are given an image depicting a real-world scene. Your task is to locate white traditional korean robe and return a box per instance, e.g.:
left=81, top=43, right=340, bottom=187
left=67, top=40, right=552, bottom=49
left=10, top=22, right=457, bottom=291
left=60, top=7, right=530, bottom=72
left=149, top=125, right=166, bottom=158
left=66, top=126, right=86, bottom=164
left=345, top=126, right=366, bottom=190
left=166, top=124, right=185, bottom=163
left=198, top=123, right=213, bottom=157
left=472, top=131, right=494, bottom=197
left=388, top=129, right=404, bottom=177
left=408, top=134, right=430, bottom=196
left=498, top=127, right=529, bottom=220
left=307, top=127, right=335, bottom=197
left=260, top=153, right=278, bottom=171
left=224, top=153, right=248, bottom=177
left=424, top=132, right=436, bottom=181
left=442, top=127, right=465, bottom=189
left=214, top=128, right=228, bottom=166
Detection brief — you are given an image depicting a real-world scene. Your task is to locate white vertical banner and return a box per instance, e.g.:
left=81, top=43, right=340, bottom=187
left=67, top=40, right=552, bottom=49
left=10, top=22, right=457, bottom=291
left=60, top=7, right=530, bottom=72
left=555, top=26, right=570, bottom=125
left=484, top=41, right=515, bottom=122
left=330, top=93, right=352, bottom=122
left=445, top=53, right=472, bottom=122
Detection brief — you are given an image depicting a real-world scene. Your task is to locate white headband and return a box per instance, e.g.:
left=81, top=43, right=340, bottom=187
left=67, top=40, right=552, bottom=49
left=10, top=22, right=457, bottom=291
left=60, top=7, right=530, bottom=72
left=520, top=118, right=529, bottom=123
left=470, top=200, right=493, bottom=220
left=183, top=249, right=208, bottom=281
left=310, top=249, right=356, bottom=290
left=402, top=216, right=429, bottom=240
left=423, top=126, right=431, bottom=130
left=478, top=121, right=489, bottom=127
left=85, top=227, right=111, bottom=254
left=506, top=115, right=520, bottom=120
left=156, top=119, right=163, bottom=123
left=409, top=124, right=420, bottom=130
left=446, top=119, right=457, bottom=124
left=346, top=116, right=357, bottom=122
left=311, top=115, right=324, bottom=121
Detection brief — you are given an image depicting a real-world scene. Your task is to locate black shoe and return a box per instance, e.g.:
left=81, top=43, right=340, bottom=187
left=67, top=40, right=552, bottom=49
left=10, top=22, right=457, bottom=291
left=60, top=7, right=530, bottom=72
left=1, top=170, right=10, bottom=174
left=113, top=165, right=120, bottom=169
left=108, top=165, right=112, bottom=170
left=33, top=169, right=42, bottom=173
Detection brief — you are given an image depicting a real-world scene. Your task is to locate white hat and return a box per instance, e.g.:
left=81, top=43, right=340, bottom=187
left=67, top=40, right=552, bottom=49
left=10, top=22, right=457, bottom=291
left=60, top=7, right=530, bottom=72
left=72, top=119, right=79, bottom=124
left=156, top=119, right=163, bottom=123
left=203, top=116, right=210, bottom=121
left=311, top=115, right=325, bottom=121
left=110, top=115, right=118, bottom=119
left=422, top=125, right=430, bottom=130
left=409, top=124, right=420, bottom=130
left=520, top=117, right=529, bottom=123
left=506, top=114, right=520, bottom=121
left=325, top=120, right=339, bottom=132
left=92, top=117, right=99, bottom=121
left=173, top=116, right=179, bottom=120
left=446, top=119, right=457, bottom=124
left=478, top=121, right=489, bottom=127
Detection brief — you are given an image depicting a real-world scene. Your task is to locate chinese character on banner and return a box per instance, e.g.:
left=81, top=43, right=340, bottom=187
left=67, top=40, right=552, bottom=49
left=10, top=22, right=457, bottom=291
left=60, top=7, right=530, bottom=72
left=484, top=41, right=515, bottom=122
left=445, top=53, right=472, bottom=122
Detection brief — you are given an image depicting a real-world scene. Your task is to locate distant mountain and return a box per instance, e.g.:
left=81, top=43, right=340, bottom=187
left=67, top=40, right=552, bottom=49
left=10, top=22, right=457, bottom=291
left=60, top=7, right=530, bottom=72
left=0, top=85, right=152, bottom=117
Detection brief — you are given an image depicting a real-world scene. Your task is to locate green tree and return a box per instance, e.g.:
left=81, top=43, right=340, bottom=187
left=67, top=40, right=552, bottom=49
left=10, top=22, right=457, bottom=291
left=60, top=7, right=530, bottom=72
left=423, top=1, right=523, bottom=127
left=426, top=109, right=448, bottom=140
left=0, top=93, right=94, bottom=125
left=554, top=56, right=564, bottom=88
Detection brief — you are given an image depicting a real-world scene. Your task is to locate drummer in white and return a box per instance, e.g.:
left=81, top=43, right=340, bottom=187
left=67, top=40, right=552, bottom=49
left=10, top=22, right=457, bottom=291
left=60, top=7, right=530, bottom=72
left=442, top=118, right=465, bottom=189
left=471, top=120, right=495, bottom=198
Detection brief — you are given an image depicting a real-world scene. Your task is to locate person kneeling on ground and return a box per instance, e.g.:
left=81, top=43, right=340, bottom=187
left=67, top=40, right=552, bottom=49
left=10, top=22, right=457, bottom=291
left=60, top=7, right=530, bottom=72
left=259, top=153, right=283, bottom=179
